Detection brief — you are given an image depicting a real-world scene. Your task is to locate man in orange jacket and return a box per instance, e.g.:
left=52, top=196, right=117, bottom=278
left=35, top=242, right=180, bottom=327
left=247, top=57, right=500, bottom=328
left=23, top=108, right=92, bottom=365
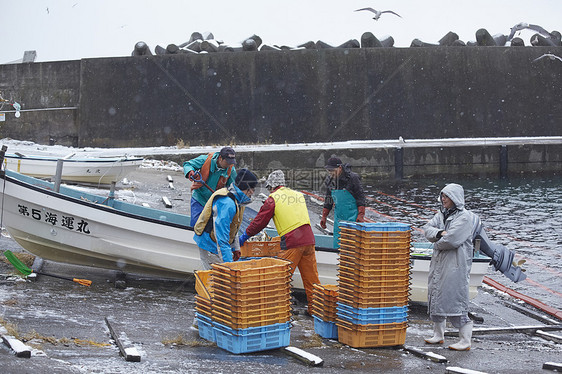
left=239, top=170, right=320, bottom=314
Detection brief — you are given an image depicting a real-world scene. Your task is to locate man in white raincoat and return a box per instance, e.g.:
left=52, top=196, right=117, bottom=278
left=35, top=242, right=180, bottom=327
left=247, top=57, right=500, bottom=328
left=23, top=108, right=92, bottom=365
left=422, top=183, right=474, bottom=351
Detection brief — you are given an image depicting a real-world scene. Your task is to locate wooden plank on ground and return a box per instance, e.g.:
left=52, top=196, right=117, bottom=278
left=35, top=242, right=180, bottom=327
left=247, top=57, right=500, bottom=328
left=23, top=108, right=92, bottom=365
left=0, top=326, right=31, bottom=358
left=105, top=317, right=141, bottom=362
left=445, top=324, right=562, bottom=337
left=403, top=345, right=447, bottom=363
left=535, top=330, right=562, bottom=344
left=502, top=300, right=559, bottom=325
left=446, top=367, right=488, bottom=374
left=282, top=346, right=323, bottom=366
left=162, top=196, right=172, bottom=208
left=543, top=362, right=562, bottom=371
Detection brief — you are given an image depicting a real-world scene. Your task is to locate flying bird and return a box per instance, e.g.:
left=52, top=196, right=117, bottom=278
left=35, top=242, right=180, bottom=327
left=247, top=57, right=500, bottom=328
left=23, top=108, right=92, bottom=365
left=532, top=53, right=562, bottom=63
left=355, top=7, right=402, bottom=21
left=508, top=22, right=551, bottom=40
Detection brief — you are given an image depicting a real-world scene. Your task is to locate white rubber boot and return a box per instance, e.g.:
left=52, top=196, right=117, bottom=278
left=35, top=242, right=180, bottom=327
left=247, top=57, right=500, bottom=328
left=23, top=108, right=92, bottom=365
left=424, top=321, right=446, bottom=344
left=449, top=321, right=473, bottom=351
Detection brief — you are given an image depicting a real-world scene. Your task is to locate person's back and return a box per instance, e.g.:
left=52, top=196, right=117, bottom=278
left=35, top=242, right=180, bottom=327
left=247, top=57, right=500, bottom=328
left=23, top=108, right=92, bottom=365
left=240, top=170, right=319, bottom=314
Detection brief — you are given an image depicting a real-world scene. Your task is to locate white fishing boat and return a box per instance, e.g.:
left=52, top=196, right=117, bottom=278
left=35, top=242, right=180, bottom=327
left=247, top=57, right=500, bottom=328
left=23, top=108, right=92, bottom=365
left=3, top=152, right=143, bottom=185
left=0, top=154, right=490, bottom=303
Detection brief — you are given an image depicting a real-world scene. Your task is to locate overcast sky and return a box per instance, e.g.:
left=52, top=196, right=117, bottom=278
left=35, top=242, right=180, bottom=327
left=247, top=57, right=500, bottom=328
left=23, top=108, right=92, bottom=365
left=2, top=0, right=561, bottom=63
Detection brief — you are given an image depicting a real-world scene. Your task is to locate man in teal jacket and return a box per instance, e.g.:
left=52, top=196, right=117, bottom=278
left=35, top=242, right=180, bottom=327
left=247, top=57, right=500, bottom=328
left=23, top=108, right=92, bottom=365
left=183, top=147, right=238, bottom=226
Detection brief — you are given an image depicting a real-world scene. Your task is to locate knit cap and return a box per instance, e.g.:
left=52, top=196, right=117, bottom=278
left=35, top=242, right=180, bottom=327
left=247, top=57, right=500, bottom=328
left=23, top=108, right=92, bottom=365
left=235, top=168, right=258, bottom=190
left=265, top=170, right=285, bottom=189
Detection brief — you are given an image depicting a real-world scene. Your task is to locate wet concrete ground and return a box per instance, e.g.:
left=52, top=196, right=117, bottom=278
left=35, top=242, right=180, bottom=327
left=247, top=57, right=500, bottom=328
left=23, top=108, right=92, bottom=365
left=1, top=167, right=560, bottom=373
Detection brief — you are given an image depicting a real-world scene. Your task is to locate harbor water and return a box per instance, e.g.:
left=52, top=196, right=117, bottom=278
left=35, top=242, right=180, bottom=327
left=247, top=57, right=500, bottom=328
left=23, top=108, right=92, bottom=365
left=359, top=174, right=562, bottom=312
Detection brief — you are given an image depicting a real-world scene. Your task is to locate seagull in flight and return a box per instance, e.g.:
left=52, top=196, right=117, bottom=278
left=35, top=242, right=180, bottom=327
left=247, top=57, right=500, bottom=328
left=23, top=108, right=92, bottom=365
left=355, top=7, right=402, bottom=21
left=508, top=22, right=551, bottom=40
left=532, top=53, right=562, bottom=63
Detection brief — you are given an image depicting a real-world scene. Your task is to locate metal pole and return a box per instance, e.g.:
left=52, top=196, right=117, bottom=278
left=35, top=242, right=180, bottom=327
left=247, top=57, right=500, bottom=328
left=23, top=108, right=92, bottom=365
left=54, top=159, right=64, bottom=192
left=394, top=147, right=404, bottom=180
left=499, top=145, right=508, bottom=179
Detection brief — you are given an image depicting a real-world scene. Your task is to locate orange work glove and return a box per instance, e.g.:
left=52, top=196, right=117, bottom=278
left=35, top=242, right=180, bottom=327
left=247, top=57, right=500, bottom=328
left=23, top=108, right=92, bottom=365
left=356, top=206, right=366, bottom=222
left=320, top=208, right=330, bottom=229
left=186, top=170, right=195, bottom=180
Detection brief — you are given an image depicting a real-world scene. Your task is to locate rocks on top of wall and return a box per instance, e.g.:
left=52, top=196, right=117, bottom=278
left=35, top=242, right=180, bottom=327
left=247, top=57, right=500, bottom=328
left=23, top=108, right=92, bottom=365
left=132, top=25, right=561, bottom=57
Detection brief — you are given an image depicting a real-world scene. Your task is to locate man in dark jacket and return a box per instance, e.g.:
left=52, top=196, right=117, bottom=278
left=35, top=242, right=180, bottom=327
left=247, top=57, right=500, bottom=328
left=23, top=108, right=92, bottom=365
left=320, top=157, right=367, bottom=247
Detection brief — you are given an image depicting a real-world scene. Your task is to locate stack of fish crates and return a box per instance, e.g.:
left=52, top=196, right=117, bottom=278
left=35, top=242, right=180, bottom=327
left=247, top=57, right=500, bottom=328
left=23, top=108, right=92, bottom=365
left=209, top=258, right=293, bottom=354
left=336, top=222, right=411, bottom=348
left=311, top=284, right=339, bottom=339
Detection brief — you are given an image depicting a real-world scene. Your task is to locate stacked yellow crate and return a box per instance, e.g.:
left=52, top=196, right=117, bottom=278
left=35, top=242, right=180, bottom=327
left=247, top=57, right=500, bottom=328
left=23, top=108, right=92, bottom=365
left=336, top=222, right=411, bottom=348
left=194, top=270, right=215, bottom=342
left=207, top=258, right=293, bottom=354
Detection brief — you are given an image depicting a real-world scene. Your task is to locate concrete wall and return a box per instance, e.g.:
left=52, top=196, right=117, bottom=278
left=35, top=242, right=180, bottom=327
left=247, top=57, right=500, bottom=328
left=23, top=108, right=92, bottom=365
left=0, top=60, right=81, bottom=146
left=1, top=46, right=561, bottom=148
left=152, top=141, right=562, bottom=184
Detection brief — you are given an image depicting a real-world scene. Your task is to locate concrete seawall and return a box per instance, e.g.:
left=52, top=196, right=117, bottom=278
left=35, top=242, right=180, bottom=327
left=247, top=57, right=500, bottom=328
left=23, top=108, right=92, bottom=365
left=112, top=137, right=562, bottom=183
left=1, top=47, right=561, bottom=181
left=1, top=46, right=561, bottom=148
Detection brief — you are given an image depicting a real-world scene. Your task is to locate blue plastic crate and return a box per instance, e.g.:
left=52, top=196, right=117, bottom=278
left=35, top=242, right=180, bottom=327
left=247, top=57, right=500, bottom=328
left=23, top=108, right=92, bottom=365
left=313, top=315, right=338, bottom=339
left=337, top=303, right=408, bottom=317
left=195, top=313, right=215, bottom=342
left=337, top=310, right=408, bottom=325
left=212, top=321, right=291, bottom=354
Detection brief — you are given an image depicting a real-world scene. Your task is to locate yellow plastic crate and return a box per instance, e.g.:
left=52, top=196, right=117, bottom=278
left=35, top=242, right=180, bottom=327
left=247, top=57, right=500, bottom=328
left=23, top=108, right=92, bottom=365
left=340, top=228, right=411, bottom=240
left=338, top=265, right=410, bottom=283
left=312, top=284, right=339, bottom=297
left=240, top=237, right=281, bottom=257
left=337, top=291, right=409, bottom=308
left=211, top=276, right=292, bottom=292
left=212, top=281, right=292, bottom=299
left=212, top=291, right=291, bottom=307
left=194, top=270, right=213, bottom=299
left=338, top=275, right=411, bottom=291
left=212, top=272, right=292, bottom=288
left=195, top=295, right=212, bottom=318
left=213, top=296, right=292, bottom=313
left=339, top=235, right=411, bottom=251
left=212, top=300, right=292, bottom=318
left=211, top=258, right=292, bottom=278
left=339, top=247, right=410, bottom=260
left=336, top=321, right=407, bottom=348
left=212, top=307, right=292, bottom=329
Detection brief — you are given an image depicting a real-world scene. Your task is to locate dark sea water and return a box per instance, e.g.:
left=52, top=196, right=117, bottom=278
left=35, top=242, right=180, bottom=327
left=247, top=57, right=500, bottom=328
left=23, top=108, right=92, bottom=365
left=361, top=175, right=562, bottom=312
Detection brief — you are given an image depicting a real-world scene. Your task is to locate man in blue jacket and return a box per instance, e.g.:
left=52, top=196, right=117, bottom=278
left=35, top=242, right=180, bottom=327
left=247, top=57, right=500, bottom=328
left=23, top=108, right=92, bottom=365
left=193, top=168, right=258, bottom=270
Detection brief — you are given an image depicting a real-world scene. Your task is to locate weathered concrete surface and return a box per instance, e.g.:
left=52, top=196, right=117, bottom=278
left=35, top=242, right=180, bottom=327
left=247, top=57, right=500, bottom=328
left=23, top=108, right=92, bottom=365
left=1, top=46, right=561, bottom=148
left=2, top=255, right=559, bottom=374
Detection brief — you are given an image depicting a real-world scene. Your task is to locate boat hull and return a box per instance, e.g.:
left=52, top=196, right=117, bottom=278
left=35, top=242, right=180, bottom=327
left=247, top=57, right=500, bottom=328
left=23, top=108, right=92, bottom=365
left=1, top=170, right=199, bottom=278
left=0, top=169, right=489, bottom=304
left=4, top=154, right=143, bottom=185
